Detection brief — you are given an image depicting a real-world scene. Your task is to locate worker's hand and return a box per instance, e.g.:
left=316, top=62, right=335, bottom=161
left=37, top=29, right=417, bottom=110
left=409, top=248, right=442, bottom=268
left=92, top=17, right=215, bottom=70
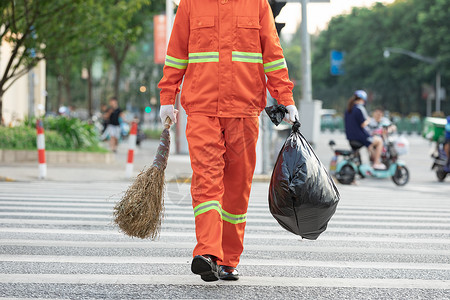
left=283, top=105, right=299, bottom=124
left=160, top=104, right=179, bottom=125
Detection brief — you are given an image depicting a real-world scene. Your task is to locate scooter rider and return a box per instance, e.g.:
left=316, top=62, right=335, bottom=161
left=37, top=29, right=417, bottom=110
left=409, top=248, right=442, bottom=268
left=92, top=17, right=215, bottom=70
left=444, top=116, right=450, bottom=171
left=368, top=108, right=397, bottom=136
left=344, top=90, right=386, bottom=170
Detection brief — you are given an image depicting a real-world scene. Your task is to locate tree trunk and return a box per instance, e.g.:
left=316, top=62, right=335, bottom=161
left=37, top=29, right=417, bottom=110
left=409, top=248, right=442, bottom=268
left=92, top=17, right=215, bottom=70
left=0, top=92, right=3, bottom=126
left=113, top=61, right=121, bottom=99
left=87, top=64, right=93, bottom=118
left=57, top=76, right=64, bottom=109
left=63, top=76, right=72, bottom=107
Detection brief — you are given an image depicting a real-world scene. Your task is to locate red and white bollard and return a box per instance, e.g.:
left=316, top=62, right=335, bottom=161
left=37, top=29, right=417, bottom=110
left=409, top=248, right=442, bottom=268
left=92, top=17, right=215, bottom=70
left=36, top=119, right=47, bottom=179
left=125, top=122, right=138, bottom=178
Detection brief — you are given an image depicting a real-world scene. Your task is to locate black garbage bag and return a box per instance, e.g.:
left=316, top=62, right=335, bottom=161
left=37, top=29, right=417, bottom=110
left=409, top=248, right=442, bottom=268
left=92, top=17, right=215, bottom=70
left=265, top=105, right=340, bottom=240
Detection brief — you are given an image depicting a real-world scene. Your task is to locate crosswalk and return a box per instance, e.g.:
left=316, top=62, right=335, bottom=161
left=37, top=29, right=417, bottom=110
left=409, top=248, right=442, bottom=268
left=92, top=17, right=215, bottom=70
left=0, top=181, right=449, bottom=299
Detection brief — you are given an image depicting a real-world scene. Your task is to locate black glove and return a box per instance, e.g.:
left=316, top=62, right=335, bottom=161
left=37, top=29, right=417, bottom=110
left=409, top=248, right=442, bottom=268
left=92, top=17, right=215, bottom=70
left=265, top=104, right=288, bottom=126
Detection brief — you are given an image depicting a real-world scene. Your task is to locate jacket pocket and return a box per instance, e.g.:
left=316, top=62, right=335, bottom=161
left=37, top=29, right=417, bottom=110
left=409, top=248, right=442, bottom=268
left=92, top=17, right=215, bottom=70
left=190, top=16, right=217, bottom=51
left=235, top=16, right=261, bottom=51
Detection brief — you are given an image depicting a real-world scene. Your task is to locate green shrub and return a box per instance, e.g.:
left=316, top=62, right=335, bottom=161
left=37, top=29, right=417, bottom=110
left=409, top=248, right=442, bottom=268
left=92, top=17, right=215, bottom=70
left=1, top=117, right=107, bottom=152
left=0, top=126, right=36, bottom=149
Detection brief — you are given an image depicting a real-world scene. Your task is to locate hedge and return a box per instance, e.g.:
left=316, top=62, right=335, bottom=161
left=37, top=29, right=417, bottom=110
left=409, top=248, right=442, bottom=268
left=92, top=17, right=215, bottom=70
left=1, top=117, right=107, bottom=152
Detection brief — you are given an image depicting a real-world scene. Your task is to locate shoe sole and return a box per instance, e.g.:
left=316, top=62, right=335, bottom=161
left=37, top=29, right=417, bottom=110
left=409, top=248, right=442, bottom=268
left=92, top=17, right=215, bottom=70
left=191, top=256, right=219, bottom=282
left=219, top=274, right=239, bottom=281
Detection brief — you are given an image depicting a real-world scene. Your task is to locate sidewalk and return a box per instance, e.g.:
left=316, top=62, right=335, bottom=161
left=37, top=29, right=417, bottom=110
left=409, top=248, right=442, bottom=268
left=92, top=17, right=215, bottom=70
left=0, top=131, right=429, bottom=183
left=0, top=139, right=192, bottom=182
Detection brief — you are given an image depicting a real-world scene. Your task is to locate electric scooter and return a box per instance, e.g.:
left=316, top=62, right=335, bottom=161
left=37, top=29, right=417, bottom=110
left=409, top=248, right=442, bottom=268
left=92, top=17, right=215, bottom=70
left=431, top=142, right=449, bottom=182
left=329, top=132, right=409, bottom=186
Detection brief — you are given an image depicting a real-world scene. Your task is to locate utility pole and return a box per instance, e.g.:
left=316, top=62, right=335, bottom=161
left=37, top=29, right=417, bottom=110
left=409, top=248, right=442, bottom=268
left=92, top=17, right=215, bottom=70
left=274, top=0, right=329, bottom=146
left=166, top=0, right=174, bottom=48
left=301, top=0, right=312, bottom=104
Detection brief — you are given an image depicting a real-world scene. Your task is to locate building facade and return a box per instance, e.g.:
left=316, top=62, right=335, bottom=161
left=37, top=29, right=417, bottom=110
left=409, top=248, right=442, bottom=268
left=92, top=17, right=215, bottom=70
left=1, top=37, right=46, bottom=126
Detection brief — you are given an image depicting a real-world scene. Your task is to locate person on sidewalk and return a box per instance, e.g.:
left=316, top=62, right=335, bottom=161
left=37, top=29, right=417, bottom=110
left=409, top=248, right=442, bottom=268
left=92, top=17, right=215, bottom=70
left=157, top=0, right=297, bottom=281
left=102, top=97, right=124, bottom=153
left=344, top=90, right=386, bottom=170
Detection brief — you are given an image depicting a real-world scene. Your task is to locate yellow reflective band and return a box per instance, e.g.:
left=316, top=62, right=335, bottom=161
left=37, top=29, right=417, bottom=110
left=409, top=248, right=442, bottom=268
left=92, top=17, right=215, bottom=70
left=193, top=201, right=247, bottom=224
left=264, top=58, right=287, bottom=73
left=232, top=51, right=263, bottom=64
left=189, top=52, right=219, bottom=63
left=165, top=55, right=188, bottom=69
left=221, top=210, right=247, bottom=224
left=193, top=201, right=221, bottom=217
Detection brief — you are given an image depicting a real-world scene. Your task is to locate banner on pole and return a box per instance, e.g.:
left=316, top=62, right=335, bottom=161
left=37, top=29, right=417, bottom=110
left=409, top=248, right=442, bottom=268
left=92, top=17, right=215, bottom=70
left=154, top=15, right=167, bottom=64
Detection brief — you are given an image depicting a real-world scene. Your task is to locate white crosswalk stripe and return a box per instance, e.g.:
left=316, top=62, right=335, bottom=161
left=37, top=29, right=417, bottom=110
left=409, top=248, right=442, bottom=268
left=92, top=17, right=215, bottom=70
left=0, top=181, right=449, bottom=299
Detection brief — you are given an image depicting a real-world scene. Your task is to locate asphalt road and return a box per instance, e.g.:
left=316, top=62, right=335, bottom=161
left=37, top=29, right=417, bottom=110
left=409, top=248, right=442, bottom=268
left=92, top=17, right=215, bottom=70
left=0, top=171, right=449, bottom=299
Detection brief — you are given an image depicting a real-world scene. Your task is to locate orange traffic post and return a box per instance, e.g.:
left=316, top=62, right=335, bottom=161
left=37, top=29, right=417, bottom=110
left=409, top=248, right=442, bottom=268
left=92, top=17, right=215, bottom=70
left=36, top=119, right=47, bottom=179
left=125, top=122, right=138, bottom=178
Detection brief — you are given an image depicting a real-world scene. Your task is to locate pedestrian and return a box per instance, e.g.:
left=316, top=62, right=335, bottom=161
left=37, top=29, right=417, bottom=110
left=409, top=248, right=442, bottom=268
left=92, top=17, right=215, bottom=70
left=103, top=97, right=123, bottom=153
left=157, top=0, right=298, bottom=281
left=344, top=90, right=386, bottom=170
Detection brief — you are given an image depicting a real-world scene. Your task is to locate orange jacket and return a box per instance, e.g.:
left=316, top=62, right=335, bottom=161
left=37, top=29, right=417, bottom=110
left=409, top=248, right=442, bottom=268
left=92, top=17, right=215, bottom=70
left=158, top=0, right=294, bottom=117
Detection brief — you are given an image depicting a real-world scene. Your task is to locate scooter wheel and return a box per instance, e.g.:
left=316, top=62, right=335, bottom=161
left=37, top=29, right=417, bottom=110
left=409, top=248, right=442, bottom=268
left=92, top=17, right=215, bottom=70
left=336, top=164, right=356, bottom=185
left=391, top=165, right=409, bottom=186
left=436, top=167, right=447, bottom=182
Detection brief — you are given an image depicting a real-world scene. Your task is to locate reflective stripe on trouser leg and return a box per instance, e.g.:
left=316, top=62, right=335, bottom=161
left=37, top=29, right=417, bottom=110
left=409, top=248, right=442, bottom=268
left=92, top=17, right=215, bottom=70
left=186, top=116, right=226, bottom=261
left=221, top=117, right=259, bottom=268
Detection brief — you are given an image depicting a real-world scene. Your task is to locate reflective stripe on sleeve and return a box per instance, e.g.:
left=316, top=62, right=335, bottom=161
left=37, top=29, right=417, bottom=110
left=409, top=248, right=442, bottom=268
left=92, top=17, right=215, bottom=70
left=232, top=51, right=263, bottom=64
left=264, top=58, right=287, bottom=73
left=165, top=55, right=188, bottom=69
left=189, top=52, right=219, bottom=63
left=193, top=201, right=247, bottom=224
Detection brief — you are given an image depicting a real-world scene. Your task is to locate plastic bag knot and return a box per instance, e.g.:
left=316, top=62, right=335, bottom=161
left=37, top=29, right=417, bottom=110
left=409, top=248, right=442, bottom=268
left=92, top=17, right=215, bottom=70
left=292, top=120, right=301, bottom=133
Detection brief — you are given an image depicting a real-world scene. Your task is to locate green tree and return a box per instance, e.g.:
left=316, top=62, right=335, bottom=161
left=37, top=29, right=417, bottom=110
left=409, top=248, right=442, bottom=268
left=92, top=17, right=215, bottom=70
left=310, top=0, right=449, bottom=116
left=102, top=0, right=164, bottom=102
left=0, top=0, right=77, bottom=123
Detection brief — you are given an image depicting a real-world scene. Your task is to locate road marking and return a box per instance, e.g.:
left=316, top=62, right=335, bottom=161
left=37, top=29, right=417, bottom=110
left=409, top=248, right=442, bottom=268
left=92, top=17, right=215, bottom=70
left=2, top=209, right=450, bottom=223
left=0, top=274, right=448, bottom=289
left=1, top=240, right=448, bottom=256
left=1, top=212, right=450, bottom=226
left=1, top=227, right=449, bottom=244
left=1, top=256, right=449, bottom=271
left=1, top=219, right=449, bottom=235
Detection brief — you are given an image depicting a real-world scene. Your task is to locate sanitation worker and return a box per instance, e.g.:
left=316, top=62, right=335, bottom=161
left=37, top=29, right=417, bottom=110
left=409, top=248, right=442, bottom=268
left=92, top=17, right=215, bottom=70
left=158, top=0, right=298, bottom=281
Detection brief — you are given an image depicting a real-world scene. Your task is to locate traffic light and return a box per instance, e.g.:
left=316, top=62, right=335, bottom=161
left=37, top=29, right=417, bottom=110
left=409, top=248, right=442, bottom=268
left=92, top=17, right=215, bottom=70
left=145, top=106, right=152, bottom=113
left=269, top=0, right=287, bottom=35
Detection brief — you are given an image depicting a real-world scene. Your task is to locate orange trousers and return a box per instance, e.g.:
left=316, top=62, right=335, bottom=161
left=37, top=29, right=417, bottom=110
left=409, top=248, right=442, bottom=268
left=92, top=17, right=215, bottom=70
left=186, top=115, right=259, bottom=268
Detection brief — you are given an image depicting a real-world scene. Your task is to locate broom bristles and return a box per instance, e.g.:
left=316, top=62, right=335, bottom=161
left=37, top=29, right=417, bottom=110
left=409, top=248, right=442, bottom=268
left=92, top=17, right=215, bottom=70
left=113, top=165, right=165, bottom=239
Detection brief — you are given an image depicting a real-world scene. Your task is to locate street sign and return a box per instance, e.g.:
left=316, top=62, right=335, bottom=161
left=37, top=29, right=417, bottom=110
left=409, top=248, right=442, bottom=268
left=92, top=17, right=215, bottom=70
left=330, top=50, right=345, bottom=76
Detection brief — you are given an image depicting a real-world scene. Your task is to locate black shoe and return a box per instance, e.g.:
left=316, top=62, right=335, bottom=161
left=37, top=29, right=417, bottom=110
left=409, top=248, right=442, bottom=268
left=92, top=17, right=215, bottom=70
left=218, top=265, right=239, bottom=281
left=191, top=255, right=219, bottom=282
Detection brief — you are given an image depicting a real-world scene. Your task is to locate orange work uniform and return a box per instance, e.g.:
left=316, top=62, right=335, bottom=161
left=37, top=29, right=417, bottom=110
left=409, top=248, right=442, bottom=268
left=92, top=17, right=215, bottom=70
left=158, top=0, right=294, bottom=268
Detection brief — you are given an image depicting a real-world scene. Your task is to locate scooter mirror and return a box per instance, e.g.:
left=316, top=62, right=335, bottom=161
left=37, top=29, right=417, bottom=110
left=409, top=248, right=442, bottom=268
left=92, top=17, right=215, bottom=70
left=329, top=140, right=336, bottom=146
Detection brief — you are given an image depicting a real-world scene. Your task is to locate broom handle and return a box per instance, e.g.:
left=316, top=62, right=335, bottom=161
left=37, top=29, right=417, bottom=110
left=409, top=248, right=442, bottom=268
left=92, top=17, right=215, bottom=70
left=164, top=117, right=172, bottom=129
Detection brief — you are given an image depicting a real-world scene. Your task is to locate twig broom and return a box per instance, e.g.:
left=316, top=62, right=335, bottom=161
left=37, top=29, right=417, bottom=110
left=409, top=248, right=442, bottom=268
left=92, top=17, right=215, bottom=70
left=113, top=118, right=171, bottom=239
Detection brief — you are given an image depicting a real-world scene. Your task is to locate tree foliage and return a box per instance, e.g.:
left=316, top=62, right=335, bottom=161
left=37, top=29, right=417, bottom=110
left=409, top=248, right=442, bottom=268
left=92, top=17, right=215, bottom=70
left=310, top=0, right=450, bottom=116
left=1, top=0, right=164, bottom=122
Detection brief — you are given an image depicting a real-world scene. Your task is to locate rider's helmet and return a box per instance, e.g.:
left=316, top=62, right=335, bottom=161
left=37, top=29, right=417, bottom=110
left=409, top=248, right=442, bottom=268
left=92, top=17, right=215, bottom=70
left=354, top=90, right=368, bottom=102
